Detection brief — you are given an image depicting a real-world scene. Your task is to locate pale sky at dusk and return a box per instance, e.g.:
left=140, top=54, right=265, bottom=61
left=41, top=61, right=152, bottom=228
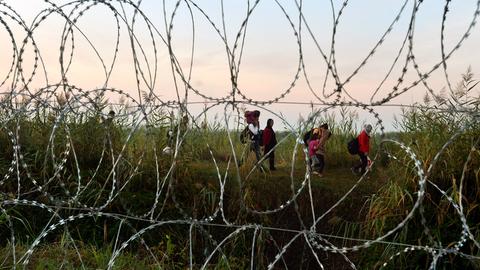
left=1, top=0, right=480, bottom=131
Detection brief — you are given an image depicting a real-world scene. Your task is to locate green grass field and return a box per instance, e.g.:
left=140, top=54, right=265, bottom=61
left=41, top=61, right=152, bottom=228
left=0, top=85, right=479, bottom=269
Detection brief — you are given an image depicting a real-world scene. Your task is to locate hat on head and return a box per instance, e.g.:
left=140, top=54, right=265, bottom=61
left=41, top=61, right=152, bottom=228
left=364, top=124, right=372, bottom=133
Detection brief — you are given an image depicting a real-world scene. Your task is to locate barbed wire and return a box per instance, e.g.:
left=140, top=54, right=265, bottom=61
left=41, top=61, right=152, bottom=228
left=0, top=0, right=479, bottom=269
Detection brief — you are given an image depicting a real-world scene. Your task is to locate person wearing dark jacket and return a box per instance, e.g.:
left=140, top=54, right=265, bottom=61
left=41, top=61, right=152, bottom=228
left=352, top=124, right=372, bottom=174
left=262, top=119, right=277, bottom=170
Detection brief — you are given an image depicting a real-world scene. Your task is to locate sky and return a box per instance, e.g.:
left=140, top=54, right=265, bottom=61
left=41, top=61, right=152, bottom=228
left=1, top=0, right=480, bottom=131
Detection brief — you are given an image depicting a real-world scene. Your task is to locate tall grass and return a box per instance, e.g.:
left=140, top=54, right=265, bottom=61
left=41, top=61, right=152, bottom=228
left=359, top=69, right=480, bottom=269
left=2, top=78, right=477, bottom=268
left=0, top=102, right=371, bottom=268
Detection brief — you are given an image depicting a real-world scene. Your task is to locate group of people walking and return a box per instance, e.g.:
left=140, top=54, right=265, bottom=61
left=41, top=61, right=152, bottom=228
left=242, top=109, right=373, bottom=177
left=304, top=123, right=372, bottom=177
left=243, top=110, right=277, bottom=171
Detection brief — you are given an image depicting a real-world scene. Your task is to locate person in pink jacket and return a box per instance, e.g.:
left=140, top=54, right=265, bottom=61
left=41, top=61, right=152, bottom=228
left=308, top=133, right=322, bottom=175
left=352, top=124, right=372, bottom=174
left=315, top=123, right=331, bottom=177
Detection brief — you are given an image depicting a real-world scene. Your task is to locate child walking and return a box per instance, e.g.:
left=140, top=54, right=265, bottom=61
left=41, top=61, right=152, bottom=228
left=315, top=123, right=331, bottom=177
left=308, top=133, right=321, bottom=175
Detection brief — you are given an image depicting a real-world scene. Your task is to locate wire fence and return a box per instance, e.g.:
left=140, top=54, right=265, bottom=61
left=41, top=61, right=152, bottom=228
left=0, top=0, right=479, bottom=269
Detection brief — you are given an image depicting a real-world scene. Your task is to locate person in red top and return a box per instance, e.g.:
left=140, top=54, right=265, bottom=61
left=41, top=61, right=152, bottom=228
left=352, top=124, right=372, bottom=174
left=262, top=119, right=277, bottom=170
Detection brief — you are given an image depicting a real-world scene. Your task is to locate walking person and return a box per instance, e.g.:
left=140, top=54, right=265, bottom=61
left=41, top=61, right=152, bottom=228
left=262, top=118, right=277, bottom=171
left=248, top=110, right=262, bottom=163
left=308, top=133, right=321, bottom=175
left=304, top=128, right=320, bottom=170
left=303, top=127, right=320, bottom=146
left=352, top=124, right=372, bottom=174
left=315, top=123, right=331, bottom=177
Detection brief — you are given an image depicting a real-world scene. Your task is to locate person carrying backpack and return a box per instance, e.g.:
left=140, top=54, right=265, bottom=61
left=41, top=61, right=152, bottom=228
left=247, top=110, right=262, bottom=162
left=262, top=118, right=277, bottom=171
left=351, top=124, right=372, bottom=175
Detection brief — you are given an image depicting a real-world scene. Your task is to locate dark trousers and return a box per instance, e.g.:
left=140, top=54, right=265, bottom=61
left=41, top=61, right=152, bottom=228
left=249, top=140, right=266, bottom=172
left=250, top=140, right=262, bottom=162
left=316, top=154, right=325, bottom=173
left=311, top=154, right=325, bottom=173
left=355, top=152, right=368, bottom=173
left=264, top=146, right=275, bottom=169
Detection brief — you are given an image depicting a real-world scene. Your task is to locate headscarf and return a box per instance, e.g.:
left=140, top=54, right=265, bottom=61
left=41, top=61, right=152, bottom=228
left=364, top=124, right=373, bottom=136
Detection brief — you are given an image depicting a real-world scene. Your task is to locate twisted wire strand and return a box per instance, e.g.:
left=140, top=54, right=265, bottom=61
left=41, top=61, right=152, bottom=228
left=0, top=1, right=479, bottom=269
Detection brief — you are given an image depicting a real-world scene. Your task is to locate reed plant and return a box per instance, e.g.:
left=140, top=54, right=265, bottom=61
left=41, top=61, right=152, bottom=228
left=359, top=69, right=480, bottom=269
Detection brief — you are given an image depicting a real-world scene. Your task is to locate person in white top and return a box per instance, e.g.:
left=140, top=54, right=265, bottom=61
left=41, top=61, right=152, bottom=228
left=248, top=112, right=262, bottom=162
